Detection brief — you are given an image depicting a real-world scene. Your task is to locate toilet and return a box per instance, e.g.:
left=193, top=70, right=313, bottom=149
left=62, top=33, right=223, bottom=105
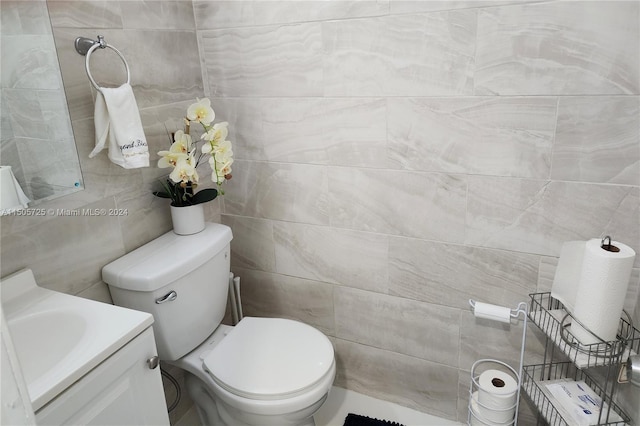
left=102, top=223, right=335, bottom=426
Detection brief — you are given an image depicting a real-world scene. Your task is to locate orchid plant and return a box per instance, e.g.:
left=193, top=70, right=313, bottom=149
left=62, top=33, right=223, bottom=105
left=154, top=98, right=233, bottom=207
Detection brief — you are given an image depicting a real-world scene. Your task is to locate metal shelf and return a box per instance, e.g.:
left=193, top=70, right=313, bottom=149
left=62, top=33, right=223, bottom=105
left=521, top=363, right=629, bottom=425
left=528, top=293, right=639, bottom=369
left=523, top=293, right=639, bottom=425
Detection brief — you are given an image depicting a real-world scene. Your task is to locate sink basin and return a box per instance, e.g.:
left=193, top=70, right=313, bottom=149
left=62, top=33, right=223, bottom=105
left=1, top=269, right=153, bottom=411
left=9, top=309, right=87, bottom=384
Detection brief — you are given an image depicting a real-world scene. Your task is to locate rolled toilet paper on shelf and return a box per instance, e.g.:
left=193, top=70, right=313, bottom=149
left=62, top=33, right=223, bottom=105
left=571, top=238, right=635, bottom=345
left=469, top=392, right=488, bottom=426
left=550, top=240, right=586, bottom=312
left=469, top=391, right=513, bottom=426
left=473, top=302, right=512, bottom=324
left=476, top=369, right=518, bottom=424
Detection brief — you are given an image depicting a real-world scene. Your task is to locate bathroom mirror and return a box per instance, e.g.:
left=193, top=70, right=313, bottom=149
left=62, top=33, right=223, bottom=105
left=0, top=1, right=84, bottom=207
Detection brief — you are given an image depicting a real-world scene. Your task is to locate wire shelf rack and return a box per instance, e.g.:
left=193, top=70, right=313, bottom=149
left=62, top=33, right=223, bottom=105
left=528, top=293, right=640, bottom=369
left=521, top=363, right=629, bottom=426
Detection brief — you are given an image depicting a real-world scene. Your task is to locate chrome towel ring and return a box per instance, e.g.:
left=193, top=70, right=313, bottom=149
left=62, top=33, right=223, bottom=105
left=74, top=35, right=130, bottom=92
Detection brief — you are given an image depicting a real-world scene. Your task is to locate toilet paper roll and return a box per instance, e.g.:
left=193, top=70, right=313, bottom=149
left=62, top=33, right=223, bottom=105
left=469, top=394, right=486, bottom=426
left=571, top=238, right=635, bottom=345
left=469, top=391, right=514, bottom=425
left=476, top=369, right=518, bottom=423
left=550, top=240, right=586, bottom=312
left=473, top=302, right=512, bottom=324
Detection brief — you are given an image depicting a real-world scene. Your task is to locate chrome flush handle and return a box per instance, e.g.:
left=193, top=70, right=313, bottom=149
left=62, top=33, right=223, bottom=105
left=155, top=290, right=177, bottom=304
left=147, top=356, right=159, bottom=369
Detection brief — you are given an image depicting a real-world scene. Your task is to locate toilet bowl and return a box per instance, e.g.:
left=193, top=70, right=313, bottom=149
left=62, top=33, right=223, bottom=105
left=102, top=223, right=335, bottom=426
left=171, top=319, right=335, bottom=426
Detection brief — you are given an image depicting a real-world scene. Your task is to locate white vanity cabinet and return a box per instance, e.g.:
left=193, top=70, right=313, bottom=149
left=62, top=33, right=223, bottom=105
left=35, top=328, right=169, bottom=426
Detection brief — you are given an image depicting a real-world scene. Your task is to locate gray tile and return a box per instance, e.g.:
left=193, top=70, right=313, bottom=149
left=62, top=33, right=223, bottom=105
left=389, top=237, right=539, bottom=310
left=334, top=338, right=459, bottom=420
left=390, top=0, right=532, bottom=15
left=233, top=267, right=335, bottom=336
left=223, top=161, right=330, bottom=225
left=552, top=96, right=640, bottom=185
left=475, top=2, right=640, bottom=95
left=0, top=197, right=126, bottom=295
left=273, top=222, right=388, bottom=293
left=536, top=256, right=556, bottom=293
left=114, top=186, right=173, bottom=253
left=328, top=168, right=467, bottom=242
left=388, top=97, right=556, bottom=178
left=466, top=178, right=640, bottom=264
left=323, top=10, right=476, bottom=96
left=119, top=1, right=196, bottom=30
left=193, top=0, right=388, bottom=29
left=334, top=287, right=460, bottom=366
left=47, top=0, right=123, bottom=28
left=48, top=1, right=124, bottom=28
left=221, top=215, right=277, bottom=273
left=199, top=23, right=323, bottom=97
left=259, top=98, right=388, bottom=168
left=206, top=97, right=388, bottom=168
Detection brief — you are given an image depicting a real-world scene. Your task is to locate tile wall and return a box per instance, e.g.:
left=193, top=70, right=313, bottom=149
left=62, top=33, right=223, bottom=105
left=196, top=0, right=639, bottom=422
left=0, top=1, right=638, bottom=424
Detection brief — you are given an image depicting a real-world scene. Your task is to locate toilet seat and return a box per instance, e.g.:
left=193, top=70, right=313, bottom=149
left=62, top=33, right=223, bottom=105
left=203, top=317, right=334, bottom=401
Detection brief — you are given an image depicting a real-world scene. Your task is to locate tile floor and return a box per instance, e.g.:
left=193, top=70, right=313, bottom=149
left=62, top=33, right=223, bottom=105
left=175, top=386, right=463, bottom=426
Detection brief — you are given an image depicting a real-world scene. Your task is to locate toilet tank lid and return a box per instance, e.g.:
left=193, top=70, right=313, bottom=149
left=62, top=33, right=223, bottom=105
left=102, top=222, right=232, bottom=292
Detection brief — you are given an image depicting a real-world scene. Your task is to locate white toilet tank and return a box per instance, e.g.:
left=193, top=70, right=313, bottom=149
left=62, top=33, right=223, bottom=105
left=102, top=223, right=233, bottom=361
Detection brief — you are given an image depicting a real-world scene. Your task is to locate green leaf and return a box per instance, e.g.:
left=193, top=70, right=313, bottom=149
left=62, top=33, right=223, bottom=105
left=153, top=191, right=172, bottom=199
left=192, top=188, right=218, bottom=204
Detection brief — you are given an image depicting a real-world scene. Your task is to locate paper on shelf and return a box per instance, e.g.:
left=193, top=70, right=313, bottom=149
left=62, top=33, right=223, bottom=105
left=545, top=380, right=622, bottom=426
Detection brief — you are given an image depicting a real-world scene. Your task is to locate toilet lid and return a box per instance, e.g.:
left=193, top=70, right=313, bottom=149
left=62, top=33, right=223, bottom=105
left=203, top=317, right=334, bottom=400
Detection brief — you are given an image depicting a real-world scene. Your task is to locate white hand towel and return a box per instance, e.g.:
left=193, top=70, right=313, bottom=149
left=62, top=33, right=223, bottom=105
left=89, top=83, right=149, bottom=169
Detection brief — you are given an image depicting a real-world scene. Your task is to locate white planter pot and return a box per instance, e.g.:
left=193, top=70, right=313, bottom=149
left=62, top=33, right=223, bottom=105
left=170, top=204, right=205, bottom=235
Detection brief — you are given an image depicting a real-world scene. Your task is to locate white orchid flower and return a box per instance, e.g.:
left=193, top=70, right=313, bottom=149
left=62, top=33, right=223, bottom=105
left=187, top=98, right=215, bottom=126
left=157, top=152, right=188, bottom=168
left=158, top=131, right=193, bottom=168
left=173, top=130, right=193, bottom=154
left=201, top=122, right=229, bottom=147
left=169, top=157, right=198, bottom=184
left=214, top=140, right=233, bottom=161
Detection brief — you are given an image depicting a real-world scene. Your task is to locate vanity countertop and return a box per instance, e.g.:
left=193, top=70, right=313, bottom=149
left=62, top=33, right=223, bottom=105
left=1, top=269, right=153, bottom=411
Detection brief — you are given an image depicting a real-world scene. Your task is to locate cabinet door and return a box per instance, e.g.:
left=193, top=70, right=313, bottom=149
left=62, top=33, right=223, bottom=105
left=36, top=328, right=169, bottom=426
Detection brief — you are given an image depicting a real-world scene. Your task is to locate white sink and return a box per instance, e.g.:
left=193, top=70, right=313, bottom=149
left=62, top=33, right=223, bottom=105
left=9, top=309, right=87, bottom=384
left=1, top=269, right=153, bottom=411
